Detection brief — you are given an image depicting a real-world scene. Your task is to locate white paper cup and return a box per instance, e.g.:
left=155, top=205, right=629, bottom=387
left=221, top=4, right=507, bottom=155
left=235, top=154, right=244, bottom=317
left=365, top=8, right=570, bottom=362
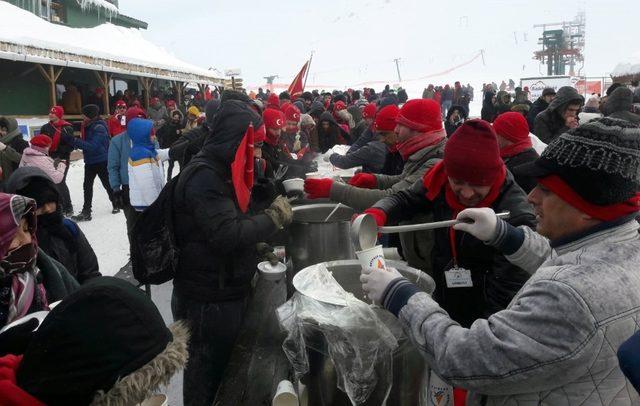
left=282, top=178, right=304, bottom=193
left=356, top=244, right=386, bottom=270
left=273, top=379, right=299, bottom=406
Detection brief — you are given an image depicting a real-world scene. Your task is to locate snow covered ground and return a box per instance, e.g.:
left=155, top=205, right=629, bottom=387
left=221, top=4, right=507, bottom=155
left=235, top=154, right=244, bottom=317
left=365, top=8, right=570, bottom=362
left=66, top=160, right=129, bottom=276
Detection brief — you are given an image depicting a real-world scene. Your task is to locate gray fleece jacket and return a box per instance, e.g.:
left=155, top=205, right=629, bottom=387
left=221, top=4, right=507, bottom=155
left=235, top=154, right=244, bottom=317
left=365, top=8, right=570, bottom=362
left=384, top=218, right=640, bottom=405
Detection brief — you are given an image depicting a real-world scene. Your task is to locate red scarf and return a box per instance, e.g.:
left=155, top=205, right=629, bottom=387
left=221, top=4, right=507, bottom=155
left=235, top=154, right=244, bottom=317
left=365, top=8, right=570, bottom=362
left=539, top=175, right=640, bottom=221
left=500, top=138, right=533, bottom=158
left=423, top=161, right=506, bottom=266
left=231, top=125, right=255, bottom=213
left=51, top=119, right=72, bottom=153
left=423, top=161, right=507, bottom=212
left=397, top=128, right=446, bottom=161
left=0, top=355, right=46, bottom=406
left=387, top=143, right=399, bottom=153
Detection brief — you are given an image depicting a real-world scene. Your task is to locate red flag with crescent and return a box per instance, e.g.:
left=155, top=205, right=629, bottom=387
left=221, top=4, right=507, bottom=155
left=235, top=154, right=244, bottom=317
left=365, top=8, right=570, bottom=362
left=231, top=124, right=255, bottom=213
left=287, top=61, right=309, bottom=100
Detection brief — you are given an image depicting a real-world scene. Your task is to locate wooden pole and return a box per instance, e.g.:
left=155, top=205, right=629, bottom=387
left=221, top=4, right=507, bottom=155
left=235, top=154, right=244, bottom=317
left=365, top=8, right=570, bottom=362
left=94, top=71, right=112, bottom=115
left=36, top=64, right=63, bottom=107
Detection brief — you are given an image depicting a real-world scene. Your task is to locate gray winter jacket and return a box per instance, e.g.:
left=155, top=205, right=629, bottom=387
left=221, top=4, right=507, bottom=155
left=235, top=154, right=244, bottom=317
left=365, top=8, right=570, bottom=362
left=391, top=219, right=640, bottom=405
left=329, top=139, right=445, bottom=211
left=604, top=87, right=640, bottom=125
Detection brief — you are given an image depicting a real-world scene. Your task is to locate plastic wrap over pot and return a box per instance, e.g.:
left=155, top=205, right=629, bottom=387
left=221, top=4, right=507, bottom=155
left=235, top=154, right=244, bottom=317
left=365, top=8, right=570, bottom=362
left=277, top=263, right=399, bottom=405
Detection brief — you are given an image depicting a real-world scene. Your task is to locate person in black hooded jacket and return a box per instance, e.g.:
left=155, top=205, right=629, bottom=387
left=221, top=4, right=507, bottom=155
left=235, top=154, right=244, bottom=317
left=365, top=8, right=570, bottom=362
left=169, top=98, right=221, bottom=168
left=444, top=105, right=467, bottom=136
left=533, top=86, right=584, bottom=144
left=4, top=167, right=100, bottom=284
left=171, top=96, right=293, bottom=406
left=526, top=88, right=556, bottom=131
left=480, top=91, right=497, bottom=122
left=315, top=111, right=351, bottom=153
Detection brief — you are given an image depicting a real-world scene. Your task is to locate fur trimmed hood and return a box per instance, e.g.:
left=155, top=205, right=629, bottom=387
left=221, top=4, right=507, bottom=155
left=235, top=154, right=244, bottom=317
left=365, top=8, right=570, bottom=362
left=91, top=321, right=190, bottom=406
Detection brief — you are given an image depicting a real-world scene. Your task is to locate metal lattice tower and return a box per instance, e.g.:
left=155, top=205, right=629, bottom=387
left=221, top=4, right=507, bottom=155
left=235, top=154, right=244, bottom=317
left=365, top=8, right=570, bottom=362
left=533, top=12, right=586, bottom=76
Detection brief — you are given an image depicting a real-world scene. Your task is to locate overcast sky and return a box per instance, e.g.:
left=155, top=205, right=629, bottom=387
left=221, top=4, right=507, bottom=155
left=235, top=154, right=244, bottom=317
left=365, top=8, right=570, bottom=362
left=119, top=0, right=638, bottom=96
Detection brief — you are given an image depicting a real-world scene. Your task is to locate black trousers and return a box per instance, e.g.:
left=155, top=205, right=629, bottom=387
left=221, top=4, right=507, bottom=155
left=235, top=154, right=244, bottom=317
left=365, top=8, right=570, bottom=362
left=56, top=161, right=73, bottom=213
left=171, top=290, right=246, bottom=406
left=120, top=185, right=140, bottom=249
left=82, top=162, right=113, bottom=213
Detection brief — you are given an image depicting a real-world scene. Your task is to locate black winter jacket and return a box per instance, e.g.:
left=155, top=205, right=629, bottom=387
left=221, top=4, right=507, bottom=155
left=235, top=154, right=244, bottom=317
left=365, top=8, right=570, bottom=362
left=373, top=171, right=536, bottom=327
left=39, top=122, right=75, bottom=161
left=329, top=139, right=386, bottom=173
left=503, top=148, right=539, bottom=194
left=172, top=100, right=278, bottom=302
left=480, top=91, right=497, bottom=123
left=533, top=86, right=584, bottom=144
left=526, top=97, right=549, bottom=131
left=37, top=215, right=101, bottom=284
left=381, top=150, right=404, bottom=176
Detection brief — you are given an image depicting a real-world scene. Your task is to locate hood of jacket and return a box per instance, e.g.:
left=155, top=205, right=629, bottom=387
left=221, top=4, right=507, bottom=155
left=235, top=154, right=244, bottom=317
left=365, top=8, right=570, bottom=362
left=0, top=117, right=23, bottom=144
left=198, top=99, right=261, bottom=168
left=547, top=86, right=585, bottom=113
left=17, top=277, right=189, bottom=406
left=446, top=105, right=468, bottom=121
left=4, top=166, right=53, bottom=194
left=604, top=86, right=633, bottom=116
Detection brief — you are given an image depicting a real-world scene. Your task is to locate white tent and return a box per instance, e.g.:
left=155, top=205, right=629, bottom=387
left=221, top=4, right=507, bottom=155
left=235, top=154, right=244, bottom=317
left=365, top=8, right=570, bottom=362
left=611, top=52, right=640, bottom=82
left=0, top=1, right=223, bottom=85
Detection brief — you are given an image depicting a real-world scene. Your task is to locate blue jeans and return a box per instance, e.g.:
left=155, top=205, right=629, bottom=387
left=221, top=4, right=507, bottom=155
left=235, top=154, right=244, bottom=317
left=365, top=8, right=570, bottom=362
left=171, top=290, right=247, bottom=406
left=441, top=100, right=453, bottom=117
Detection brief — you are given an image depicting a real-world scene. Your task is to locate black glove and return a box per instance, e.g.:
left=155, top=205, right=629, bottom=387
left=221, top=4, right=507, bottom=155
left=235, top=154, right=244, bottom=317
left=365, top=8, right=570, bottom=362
left=0, top=318, right=39, bottom=356
left=113, top=188, right=124, bottom=210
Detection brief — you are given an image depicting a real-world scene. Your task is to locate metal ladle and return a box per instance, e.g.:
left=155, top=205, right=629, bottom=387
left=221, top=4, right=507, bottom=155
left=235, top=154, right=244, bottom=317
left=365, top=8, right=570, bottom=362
left=350, top=211, right=511, bottom=251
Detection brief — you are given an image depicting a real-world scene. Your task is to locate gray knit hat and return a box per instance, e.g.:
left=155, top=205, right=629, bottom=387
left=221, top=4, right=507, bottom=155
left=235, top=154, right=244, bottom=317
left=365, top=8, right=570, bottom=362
left=525, top=117, right=640, bottom=205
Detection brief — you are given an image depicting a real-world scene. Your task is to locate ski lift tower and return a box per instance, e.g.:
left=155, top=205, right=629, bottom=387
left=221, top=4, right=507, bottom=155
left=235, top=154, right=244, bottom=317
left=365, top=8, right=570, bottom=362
left=533, top=12, right=585, bottom=76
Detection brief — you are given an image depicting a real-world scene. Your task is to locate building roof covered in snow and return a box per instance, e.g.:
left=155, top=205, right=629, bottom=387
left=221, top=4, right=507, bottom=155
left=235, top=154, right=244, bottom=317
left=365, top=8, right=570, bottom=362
left=0, top=1, right=223, bottom=85
left=611, top=53, right=640, bottom=81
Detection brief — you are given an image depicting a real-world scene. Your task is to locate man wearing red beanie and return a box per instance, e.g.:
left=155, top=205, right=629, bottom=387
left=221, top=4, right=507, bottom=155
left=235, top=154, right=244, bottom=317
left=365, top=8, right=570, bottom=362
left=361, top=118, right=640, bottom=404
left=281, top=105, right=308, bottom=154
left=363, top=119, right=536, bottom=328
left=347, top=103, right=378, bottom=153
left=261, top=108, right=311, bottom=179
left=325, top=104, right=387, bottom=174
left=39, top=105, right=75, bottom=215
left=305, top=100, right=445, bottom=210
left=108, top=100, right=128, bottom=137
left=493, top=112, right=539, bottom=193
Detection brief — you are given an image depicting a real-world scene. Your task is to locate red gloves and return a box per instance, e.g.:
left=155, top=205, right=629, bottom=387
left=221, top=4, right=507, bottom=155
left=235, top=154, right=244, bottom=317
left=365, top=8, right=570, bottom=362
left=304, top=178, right=333, bottom=199
left=349, top=173, right=377, bottom=189
left=363, top=208, right=387, bottom=228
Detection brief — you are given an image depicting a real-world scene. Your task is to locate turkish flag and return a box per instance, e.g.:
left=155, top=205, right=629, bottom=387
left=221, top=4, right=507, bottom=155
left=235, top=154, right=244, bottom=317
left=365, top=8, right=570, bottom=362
left=231, top=124, right=255, bottom=213
left=287, top=61, right=309, bottom=100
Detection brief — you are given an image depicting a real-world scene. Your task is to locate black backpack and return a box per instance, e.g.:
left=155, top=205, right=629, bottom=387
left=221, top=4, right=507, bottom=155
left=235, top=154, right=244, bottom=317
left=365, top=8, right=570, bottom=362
left=130, top=161, right=210, bottom=285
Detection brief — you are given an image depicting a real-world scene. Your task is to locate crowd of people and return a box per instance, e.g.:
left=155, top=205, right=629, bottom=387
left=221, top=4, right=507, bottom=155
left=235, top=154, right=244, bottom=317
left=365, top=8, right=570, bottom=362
left=0, top=77, right=640, bottom=405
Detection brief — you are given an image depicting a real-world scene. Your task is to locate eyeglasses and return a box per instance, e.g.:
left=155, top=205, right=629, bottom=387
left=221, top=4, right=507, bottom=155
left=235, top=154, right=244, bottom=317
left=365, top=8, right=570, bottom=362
left=116, top=106, right=126, bottom=110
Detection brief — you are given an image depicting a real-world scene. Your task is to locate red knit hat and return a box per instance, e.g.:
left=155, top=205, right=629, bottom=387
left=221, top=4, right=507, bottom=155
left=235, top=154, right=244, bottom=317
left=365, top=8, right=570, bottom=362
left=444, top=119, right=503, bottom=186
left=375, top=105, right=400, bottom=132
left=254, top=124, right=266, bottom=144
left=280, top=102, right=292, bottom=114
left=267, top=93, right=280, bottom=109
left=49, top=106, right=64, bottom=120
left=263, top=108, right=285, bottom=130
left=362, top=103, right=377, bottom=119
left=395, top=99, right=442, bottom=132
left=125, top=107, right=147, bottom=126
left=114, top=100, right=127, bottom=108
left=334, top=101, right=347, bottom=112
left=493, top=112, right=529, bottom=143
left=284, top=105, right=301, bottom=122
left=30, top=135, right=52, bottom=149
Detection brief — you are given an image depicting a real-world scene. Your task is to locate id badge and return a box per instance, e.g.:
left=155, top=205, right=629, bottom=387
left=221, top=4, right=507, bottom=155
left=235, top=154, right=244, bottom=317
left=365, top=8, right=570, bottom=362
left=445, top=267, right=473, bottom=288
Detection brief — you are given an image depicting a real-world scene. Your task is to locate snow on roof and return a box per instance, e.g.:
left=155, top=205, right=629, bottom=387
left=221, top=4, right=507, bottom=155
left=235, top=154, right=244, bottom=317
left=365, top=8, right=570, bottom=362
left=78, top=0, right=119, bottom=16
left=611, top=52, right=640, bottom=79
left=0, top=2, right=223, bottom=84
